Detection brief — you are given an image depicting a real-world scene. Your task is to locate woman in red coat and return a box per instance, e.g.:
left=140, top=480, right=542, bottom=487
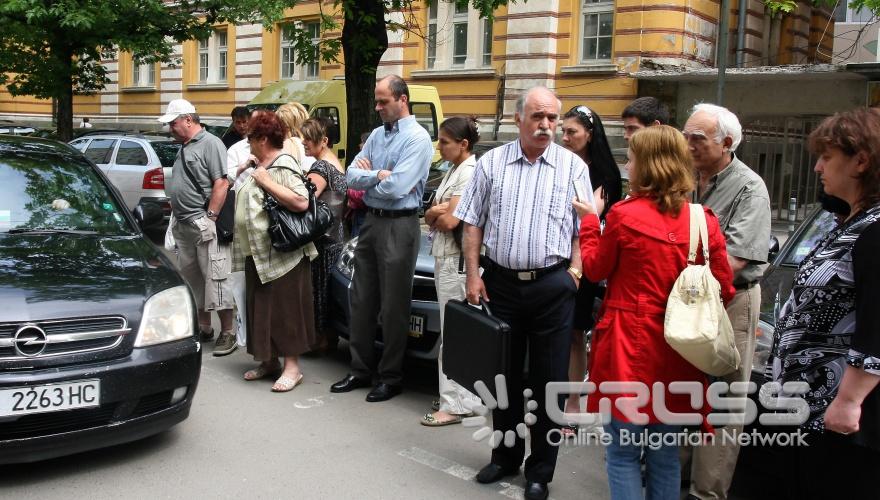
left=573, top=125, right=735, bottom=500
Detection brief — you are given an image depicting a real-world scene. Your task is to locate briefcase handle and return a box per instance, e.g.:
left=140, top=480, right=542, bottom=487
left=471, top=297, right=495, bottom=318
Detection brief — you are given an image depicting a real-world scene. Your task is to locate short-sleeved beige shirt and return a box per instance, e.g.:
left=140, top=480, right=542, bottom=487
left=430, top=155, right=476, bottom=257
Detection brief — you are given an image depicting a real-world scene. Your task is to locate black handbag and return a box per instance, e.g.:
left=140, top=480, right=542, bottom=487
left=262, top=165, right=334, bottom=252
left=179, top=144, right=235, bottom=243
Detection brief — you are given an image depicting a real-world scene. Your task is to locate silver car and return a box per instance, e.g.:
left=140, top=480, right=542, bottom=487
left=69, top=134, right=179, bottom=226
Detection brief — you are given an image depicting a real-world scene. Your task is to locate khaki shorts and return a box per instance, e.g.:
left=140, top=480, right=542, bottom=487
left=171, top=215, right=234, bottom=311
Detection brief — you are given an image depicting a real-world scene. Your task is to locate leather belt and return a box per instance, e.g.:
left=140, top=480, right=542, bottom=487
left=481, top=257, right=568, bottom=282
left=734, top=281, right=758, bottom=291
left=367, top=207, right=418, bottom=218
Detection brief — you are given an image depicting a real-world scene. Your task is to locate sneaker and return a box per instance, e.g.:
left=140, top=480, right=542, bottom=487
left=213, top=331, right=237, bottom=357
left=199, top=327, right=215, bottom=341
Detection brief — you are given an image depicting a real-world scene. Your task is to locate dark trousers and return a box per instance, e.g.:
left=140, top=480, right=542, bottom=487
left=348, top=212, right=420, bottom=385
left=484, top=266, right=576, bottom=483
left=763, top=430, right=880, bottom=499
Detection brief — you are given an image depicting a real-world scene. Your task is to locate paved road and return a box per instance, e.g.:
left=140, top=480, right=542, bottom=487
left=1, top=344, right=610, bottom=499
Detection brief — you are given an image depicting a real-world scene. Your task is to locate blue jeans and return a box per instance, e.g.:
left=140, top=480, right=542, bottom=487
left=605, top=418, right=682, bottom=500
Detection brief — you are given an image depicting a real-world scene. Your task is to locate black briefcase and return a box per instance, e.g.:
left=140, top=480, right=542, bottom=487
left=442, top=298, right=511, bottom=396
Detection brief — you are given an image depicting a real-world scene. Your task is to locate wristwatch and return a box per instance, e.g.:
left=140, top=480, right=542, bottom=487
left=206, top=209, right=217, bottom=218
left=567, top=267, right=583, bottom=280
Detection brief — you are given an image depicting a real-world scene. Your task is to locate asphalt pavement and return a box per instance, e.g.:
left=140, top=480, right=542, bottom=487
left=0, top=343, right=610, bottom=499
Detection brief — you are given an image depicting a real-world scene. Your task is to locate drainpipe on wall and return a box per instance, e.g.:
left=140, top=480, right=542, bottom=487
left=736, top=0, right=748, bottom=67
left=717, top=0, right=731, bottom=104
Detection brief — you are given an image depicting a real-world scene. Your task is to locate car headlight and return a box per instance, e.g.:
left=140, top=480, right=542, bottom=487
left=134, top=285, right=195, bottom=347
left=752, top=318, right=774, bottom=376
left=335, top=237, right=358, bottom=280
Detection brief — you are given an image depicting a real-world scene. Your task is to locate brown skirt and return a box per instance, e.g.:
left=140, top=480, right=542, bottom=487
left=245, top=257, right=316, bottom=361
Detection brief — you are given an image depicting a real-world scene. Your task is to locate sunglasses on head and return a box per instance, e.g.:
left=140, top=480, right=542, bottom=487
left=570, top=105, right=594, bottom=128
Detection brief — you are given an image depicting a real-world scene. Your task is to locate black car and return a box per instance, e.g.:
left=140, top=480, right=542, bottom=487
left=0, top=135, right=200, bottom=464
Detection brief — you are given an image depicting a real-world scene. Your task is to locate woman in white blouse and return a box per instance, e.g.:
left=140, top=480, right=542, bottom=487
left=421, top=116, right=482, bottom=426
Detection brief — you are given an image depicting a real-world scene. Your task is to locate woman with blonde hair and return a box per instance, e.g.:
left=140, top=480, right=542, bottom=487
left=275, top=102, right=308, bottom=166
left=573, top=125, right=735, bottom=499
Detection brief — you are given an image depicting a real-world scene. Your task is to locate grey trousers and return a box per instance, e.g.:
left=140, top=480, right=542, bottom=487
left=348, top=212, right=420, bottom=385
left=686, top=284, right=761, bottom=499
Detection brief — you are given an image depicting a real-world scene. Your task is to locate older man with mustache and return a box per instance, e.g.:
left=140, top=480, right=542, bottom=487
left=454, top=86, right=591, bottom=500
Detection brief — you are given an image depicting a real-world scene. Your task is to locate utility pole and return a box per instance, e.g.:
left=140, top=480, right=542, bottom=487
left=716, top=0, right=731, bottom=105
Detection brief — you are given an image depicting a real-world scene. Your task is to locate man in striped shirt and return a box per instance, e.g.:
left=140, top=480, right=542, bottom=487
left=454, top=86, right=592, bottom=500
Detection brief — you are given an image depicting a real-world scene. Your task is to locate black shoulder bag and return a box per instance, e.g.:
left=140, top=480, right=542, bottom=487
left=179, top=144, right=235, bottom=243
left=262, top=163, right=334, bottom=252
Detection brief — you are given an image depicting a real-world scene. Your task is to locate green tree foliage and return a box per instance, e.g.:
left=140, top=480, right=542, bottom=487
left=0, top=0, right=304, bottom=141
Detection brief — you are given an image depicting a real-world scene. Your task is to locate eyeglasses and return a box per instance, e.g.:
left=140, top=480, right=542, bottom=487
left=569, top=106, right=594, bottom=128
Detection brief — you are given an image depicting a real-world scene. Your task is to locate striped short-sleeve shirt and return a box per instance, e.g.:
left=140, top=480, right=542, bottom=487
left=453, top=139, right=592, bottom=270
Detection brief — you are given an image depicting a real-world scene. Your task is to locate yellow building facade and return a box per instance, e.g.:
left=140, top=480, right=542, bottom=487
left=0, top=0, right=833, bottom=136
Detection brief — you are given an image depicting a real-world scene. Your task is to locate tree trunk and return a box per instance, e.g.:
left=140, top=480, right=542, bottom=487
left=53, top=44, right=74, bottom=142
left=341, top=0, right=388, bottom=167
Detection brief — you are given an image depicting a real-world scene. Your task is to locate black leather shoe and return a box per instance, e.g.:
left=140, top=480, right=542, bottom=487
left=365, top=383, right=402, bottom=402
left=330, top=374, right=371, bottom=393
left=524, top=481, right=549, bottom=500
left=475, top=463, right=518, bottom=484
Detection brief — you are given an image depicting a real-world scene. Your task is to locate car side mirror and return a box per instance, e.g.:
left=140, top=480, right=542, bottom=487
left=133, top=202, right=163, bottom=229
left=768, top=235, right=780, bottom=262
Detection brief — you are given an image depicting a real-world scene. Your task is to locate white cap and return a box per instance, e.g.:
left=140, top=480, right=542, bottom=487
left=158, top=99, right=197, bottom=123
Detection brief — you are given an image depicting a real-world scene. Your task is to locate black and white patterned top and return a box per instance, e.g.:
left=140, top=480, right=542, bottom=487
left=767, top=203, right=880, bottom=441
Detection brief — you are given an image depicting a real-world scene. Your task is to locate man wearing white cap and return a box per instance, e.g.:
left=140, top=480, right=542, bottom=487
left=159, top=99, right=237, bottom=356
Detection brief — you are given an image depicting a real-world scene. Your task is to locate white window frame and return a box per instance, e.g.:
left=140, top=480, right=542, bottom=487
left=427, top=2, right=438, bottom=69
left=580, top=0, right=615, bottom=63
left=304, top=21, right=320, bottom=79
left=131, top=60, right=156, bottom=88
left=197, top=30, right=228, bottom=84
left=279, top=21, right=321, bottom=80
left=425, top=4, right=494, bottom=70
left=280, top=24, right=297, bottom=79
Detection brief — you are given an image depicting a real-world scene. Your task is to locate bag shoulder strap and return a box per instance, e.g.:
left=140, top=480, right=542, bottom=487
left=179, top=145, right=209, bottom=203
left=687, top=204, right=710, bottom=264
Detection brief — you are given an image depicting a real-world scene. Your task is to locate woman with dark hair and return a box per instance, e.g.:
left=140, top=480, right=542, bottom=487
left=420, top=115, right=482, bottom=426
left=231, top=111, right=317, bottom=392
left=766, top=108, right=880, bottom=497
left=301, top=117, right=348, bottom=353
left=559, top=105, right=623, bottom=426
left=574, top=126, right=734, bottom=499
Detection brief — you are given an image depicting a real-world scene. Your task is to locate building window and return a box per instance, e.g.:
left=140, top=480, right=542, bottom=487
left=425, top=3, right=496, bottom=70
left=131, top=59, right=155, bottom=87
left=452, top=5, right=468, bottom=65
left=582, top=0, right=614, bottom=61
left=305, top=21, right=320, bottom=79
left=279, top=21, right=320, bottom=80
left=427, top=2, right=438, bottom=69
left=197, top=30, right=228, bottom=84
left=482, top=18, right=493, bottom=66
left=281, top=25, right=296, bottom=79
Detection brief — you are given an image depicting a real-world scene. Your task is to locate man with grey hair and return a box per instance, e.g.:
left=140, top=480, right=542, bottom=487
left=682, top=103, right=771, bottom=500
left=454, top=86, right=591, bottom=500
left=159, top=98, right=236, bottom=356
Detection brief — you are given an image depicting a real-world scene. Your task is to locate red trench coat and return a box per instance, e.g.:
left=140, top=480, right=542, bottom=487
left=580, top=196, right=735, bottom=425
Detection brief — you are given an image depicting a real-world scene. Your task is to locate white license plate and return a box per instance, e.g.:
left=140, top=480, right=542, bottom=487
left=408, top=314, right=426, bottom=338
left=0, top=380, right=101, bottom=417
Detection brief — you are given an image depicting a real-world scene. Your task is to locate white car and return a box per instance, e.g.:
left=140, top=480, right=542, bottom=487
left=69, top=134, right=179, bottom=227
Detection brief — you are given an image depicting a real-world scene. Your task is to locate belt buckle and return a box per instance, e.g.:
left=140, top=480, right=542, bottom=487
left=517, top=270, right=536, bottom=281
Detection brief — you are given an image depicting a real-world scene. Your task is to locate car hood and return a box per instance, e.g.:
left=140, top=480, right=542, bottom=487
left=0, top=234, right=182, bottom=322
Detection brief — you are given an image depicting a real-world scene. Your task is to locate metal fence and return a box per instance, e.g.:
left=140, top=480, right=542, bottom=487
left=738, top=116, right=827, bottom=222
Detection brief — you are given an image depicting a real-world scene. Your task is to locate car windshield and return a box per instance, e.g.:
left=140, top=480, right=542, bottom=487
left=0, top=151, right=134, bottom=235
left=150, top=141, right=181, bottom=169
left=780, top=209, right=838, bottom=266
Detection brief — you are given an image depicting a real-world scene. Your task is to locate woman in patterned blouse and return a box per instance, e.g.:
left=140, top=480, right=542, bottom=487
left=301, top=118, right=348, bottom=353
left=767, top=108, right=880, bottom=497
